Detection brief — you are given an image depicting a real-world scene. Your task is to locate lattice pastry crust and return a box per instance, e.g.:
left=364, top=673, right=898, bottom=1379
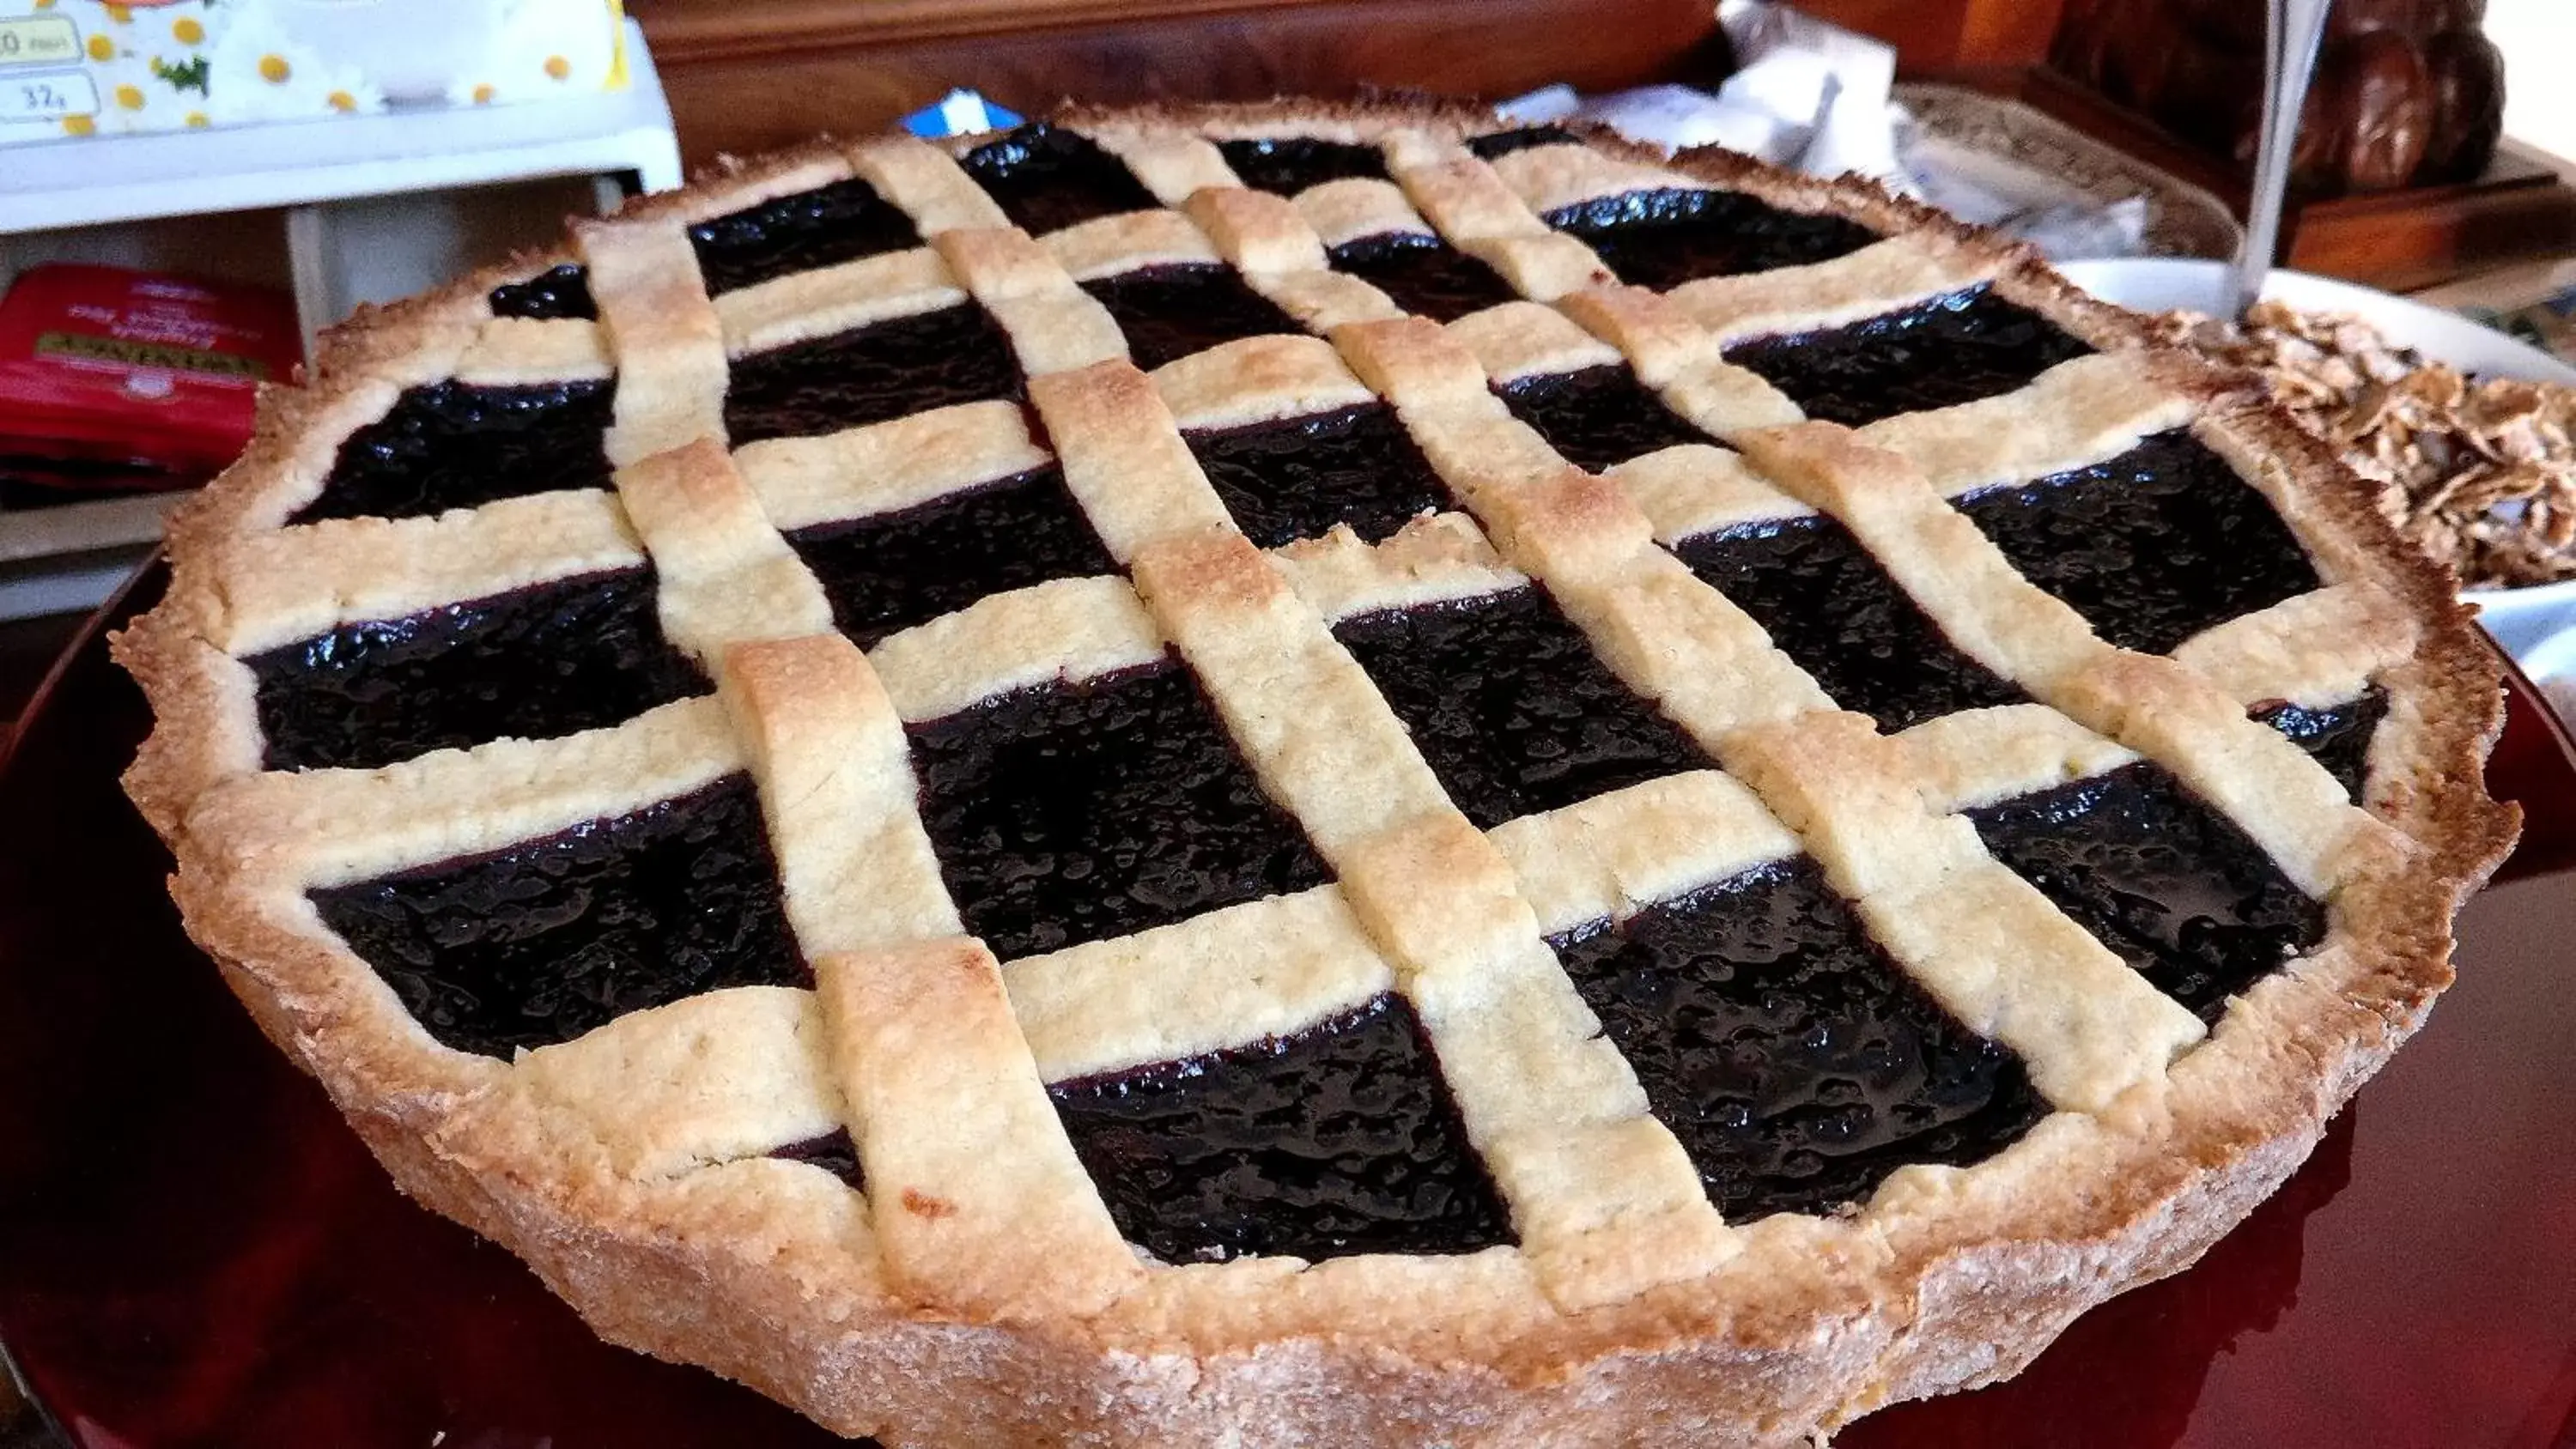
left=114, top=100, right=2517, bottom=1447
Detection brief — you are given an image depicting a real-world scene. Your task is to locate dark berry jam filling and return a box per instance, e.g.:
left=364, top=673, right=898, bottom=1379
left=1332, top=585, right=1704, bottom=829
left=1552, top=857, right=2051, bottom=1222
left=1183, top=403, right=1450, bottom=547
left=1050, top=993, right=1513, bottom=1264
left=1969, top=761, right=2324, bottom=1022
left=768, top=1128, right=864, bottom=1190
left=487, top=264, right=596, bottom=321
left=1496, top=364, right=1707, bottom=471
left=723, top=303, right=1024, bottom=446
left=1078, top=263, right=1304, bottom=372
left=1672, top=517, right=2024, bottom=731
left=1326, top=232, right=1520, bottom=322
left=1958, top=431, right=2321, bottom=657
left=1216, top=136, right=1389, bottom=194
left=908, top=659, right=1330, bottom=961
left=1543, top=188, right=1880, bottom=290
left=1723, top=286, right=2096, bottom=428
left=247, top=567, right=705, bottom=773
left=959, top=123, right=1158, bottom=236
left=2256, top=688, right=2387, bottom=801
left=1466, top=125, right=1583, bottom=159
left=786, top=466, right=1117, bottom=646
left=310, top=775, right=803, bottom=1059
left=687, top=177, right=921, bottom=295
left=292, top=379, right=614, bottom=524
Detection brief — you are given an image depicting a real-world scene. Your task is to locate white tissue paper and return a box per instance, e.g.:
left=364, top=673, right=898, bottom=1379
left=1497, top=1, right=2154, bottom=260
left=1495, top=1, right=1910, bottom=189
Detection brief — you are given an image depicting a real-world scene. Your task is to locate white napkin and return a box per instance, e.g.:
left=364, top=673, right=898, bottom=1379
left=1495, top=3, right=1909, bottom=188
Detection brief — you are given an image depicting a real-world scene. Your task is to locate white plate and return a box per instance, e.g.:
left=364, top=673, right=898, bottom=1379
left=2054, top=258, right=2576, bottom=387
left=2057, top=257, right=2576, bottom=694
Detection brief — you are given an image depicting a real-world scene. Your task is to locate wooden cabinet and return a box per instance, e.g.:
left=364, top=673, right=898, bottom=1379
left=629, top=0, right=1726, bottom=167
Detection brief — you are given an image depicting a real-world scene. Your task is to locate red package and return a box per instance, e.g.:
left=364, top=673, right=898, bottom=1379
left=0, top=264, right=302, bottom=494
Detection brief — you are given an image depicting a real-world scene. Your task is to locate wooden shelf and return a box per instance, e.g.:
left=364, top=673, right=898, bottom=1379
left=1930, top=65, right=2576, bottom=291
left=629, top=0, right=1726, bottom=169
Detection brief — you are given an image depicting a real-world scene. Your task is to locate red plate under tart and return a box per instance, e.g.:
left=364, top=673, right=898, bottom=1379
left=1, top=567, right=2572, bottom=1449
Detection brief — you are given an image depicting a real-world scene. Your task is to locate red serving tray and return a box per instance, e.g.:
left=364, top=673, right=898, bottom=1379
left=1, top=567, right=2571, bottom=1449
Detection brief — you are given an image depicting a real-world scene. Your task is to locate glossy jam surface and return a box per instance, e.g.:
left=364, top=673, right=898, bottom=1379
left=1326, top=232, right=1520, bottom=322
left=1674, top=516, right=2024, bottom=731
left=1333, top=585, right=1704, bottom=828
left=1960, top=432, right=2322, bottom=657
left=487, top=264, right=597, bottom=320
left=247, top=567, right=705, bottom=773
left=1725, top=286, right=2096, bottom=427
left=1466, top=125, right=1582, bottom=159
left=1215, top=136, right=1388, bottom=194
left=309, top=776, right=803, bottom=1059
left=294, top=379, right=614, bottom=524
left=1050, top=994, right=1513, bottom=1264
left=786, top=466, right=1117, bottom=646
left=1497, top=363, right=1708, bottom=471
left=1545, top=187, right=1880, bottom=290
left=768, top=1130, right=864, bottom=1190
left=723, top=304, right=1024, bottom=445
left=687, top=178, right=920, bottom=295
left=1553, top=857, right=2052, bottom=1221
left=1971, top=762, right=2324, bottom=1022
left=1078, top=263, right=1303, bottom=371
left=908, top=660, right=1330, bottom=961
left=11, top=578, right=2576, bottom=1448
left=959, top=123, right=1157, bottom=235
left=1183, top=403, right=1449, bottom=547
left=2258, top=689, right=2389, bottom=801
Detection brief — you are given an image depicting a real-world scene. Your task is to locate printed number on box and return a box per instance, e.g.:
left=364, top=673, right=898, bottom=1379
left=3, top=69, right=95, bottom=121
left=0, top=15, right=80, bottom=69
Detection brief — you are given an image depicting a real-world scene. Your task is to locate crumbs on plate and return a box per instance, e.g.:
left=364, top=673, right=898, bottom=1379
left=2160, top=301, right=2576, bottom=590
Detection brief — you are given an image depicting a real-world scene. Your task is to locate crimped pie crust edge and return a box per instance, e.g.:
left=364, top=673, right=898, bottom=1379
left=110, top=100, right=2520, bottom=1447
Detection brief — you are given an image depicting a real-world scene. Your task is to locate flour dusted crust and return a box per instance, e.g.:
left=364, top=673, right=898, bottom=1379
left=113, top=99, right=2518, bottom=1446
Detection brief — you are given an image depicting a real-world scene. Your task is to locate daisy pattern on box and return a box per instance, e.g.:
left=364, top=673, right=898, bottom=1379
left=202, top=2, right=383, bottom=125
left=447, top=0, right=621, bottom=107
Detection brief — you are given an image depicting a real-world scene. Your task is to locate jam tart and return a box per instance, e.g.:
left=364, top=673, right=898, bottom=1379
left=112, top=101, right=2518, bottom=1446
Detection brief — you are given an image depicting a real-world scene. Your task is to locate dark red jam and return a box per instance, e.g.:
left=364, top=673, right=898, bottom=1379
left=687, top=178, right=921, bottom=296
left=1182, top=403, right=1451, bottom=547
left=247, top=567, right=705, bottom=773
left=1326, top=232, right=1521, bottom=322
left=958, top=123, right=1157, bottom=236
left=291, top=379, right=614, bottom=524
left=1077, top=263, right=1304, bottom=371
left=310, top=775, right=803, bottom=1059
left=486, top=264, right=596, bottom=321
left=767, top=1129, right=864, bottom=1190
left=2256, top=689, right=2387, bottom=801
left=1543, top=187, right=1880, bottom=290
left=1551, top=857, right=2051, bottom=1222
left=1723, top=286, right=2095, bottom=427
left=1331, top=585, right=1704, bottom=829
left=1968, top=761, right=2325, bottom=1022
left=1048, top=993, right=1513, bottom=1263
left=1466, top=125, right=1583, bottom=159
left=722, top=304, right=1024, bottom=445
left=1958, top=430, right=2322, bottom=657
left=785, top=465, right=1116, bottom=647
left=1496, top=364, right=1708, bottom=472
left=1672, top=516, right=2025, bottom=731
left=1216, top=136, right=1389, bottom=194
left=907, top=659, right=1330, bottom=961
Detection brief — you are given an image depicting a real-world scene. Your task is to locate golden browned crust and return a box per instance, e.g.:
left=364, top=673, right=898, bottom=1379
left=110, top=99, right=2518, bottom=1447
